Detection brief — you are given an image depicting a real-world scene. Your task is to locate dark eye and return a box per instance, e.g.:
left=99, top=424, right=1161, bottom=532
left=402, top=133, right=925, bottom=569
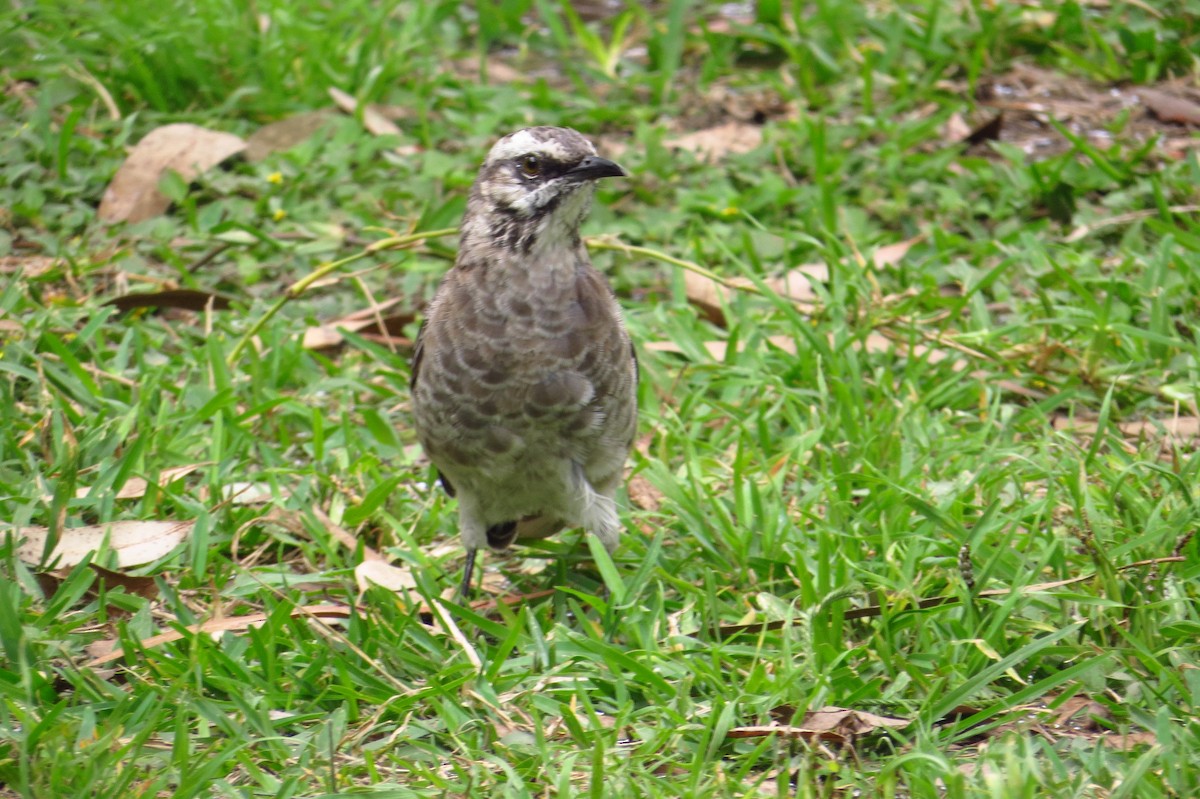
left=518, top=154, right=541, bottom=178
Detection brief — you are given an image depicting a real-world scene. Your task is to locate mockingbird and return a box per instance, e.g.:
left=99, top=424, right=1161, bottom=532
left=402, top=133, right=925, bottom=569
left=410, top=126, right=638, bottom=597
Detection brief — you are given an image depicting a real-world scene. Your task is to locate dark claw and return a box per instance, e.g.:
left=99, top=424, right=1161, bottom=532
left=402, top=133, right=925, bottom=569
left=460, top=548, right=478, bottom=600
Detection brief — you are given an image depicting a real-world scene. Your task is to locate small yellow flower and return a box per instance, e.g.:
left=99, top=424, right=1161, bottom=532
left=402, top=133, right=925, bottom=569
left=721, top=206, right=738, bottom=218
left=273, top=208, right=287, bottom=221
left=267, top=171, right=283, bottom=185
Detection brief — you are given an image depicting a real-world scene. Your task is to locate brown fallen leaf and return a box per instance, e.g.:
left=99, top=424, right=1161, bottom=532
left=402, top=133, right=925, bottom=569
left=870, top=236, right=923, bottom=269
left=449, top=55, right=525, bottom=85
left=644, top=335, right=796, bottom=360
left=681, top=239, right=919, bottom=329
left=627, top=474, right=663, bottom=512
left=89, top=564, right=159, bottom=599
left=1161, top=136, right=1200, bottom=160
left=1099, top=731, right=1159, bottom=750
left=33, top=563, right=159, bottom=604
left=1053, top=414, right=1200, bottom=451
left=356, top=559, right=418, bottom=594
left=729, top=706, right=908, bottom=743
left=105, top=288, right=232, bottom=313
left=1138, top=88, right=1200, bottom=126
left=664, top=121, right=764, bottom=163
left=643, top=328, right=1050, bottom=401
left=763, top=263, right=827, bottom=304
left=1063, top=204, right=1200, bottom=243
left=84, top=637, right=118, bottom=663
left=312, top=505, right=381, bottom=561
left=328, top=87, right=419, bottom=155
left=646, top=328, right=948, bottom=362
left=0, top=255, right=62, bottom=278
left=683, top=264, right=825, bottom=328
left=412, top=589, right=556, bottom=620
left=799, top=707, right=909, bottom=733
left=10, top=520, right=194, bottom=569
left=244, top=109, right=336, bottom=161
left=682, top=269, right=733, bottom=326
left=944, top=112, right=972, bottom=142
left=1119, top=416, right=1200, bottom=440
left=99, top=123, right=246, bottom=223
left=84, top=603, right=356, bottom=668
left=112, top=464, right=206, bottom=500
left=302, top=300, right=414, bottom=351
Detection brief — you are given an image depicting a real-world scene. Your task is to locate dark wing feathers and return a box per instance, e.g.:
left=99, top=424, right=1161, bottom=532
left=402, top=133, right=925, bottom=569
left=409, top=319, right=427, bottom=389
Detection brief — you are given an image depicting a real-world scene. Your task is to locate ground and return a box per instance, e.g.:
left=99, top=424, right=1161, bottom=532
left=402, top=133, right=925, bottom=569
left=1, top=1, right=1199, bottom=797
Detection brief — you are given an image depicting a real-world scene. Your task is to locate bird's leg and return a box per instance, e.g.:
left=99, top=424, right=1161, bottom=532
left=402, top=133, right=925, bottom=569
left=459, top=547, right=478, bottom=600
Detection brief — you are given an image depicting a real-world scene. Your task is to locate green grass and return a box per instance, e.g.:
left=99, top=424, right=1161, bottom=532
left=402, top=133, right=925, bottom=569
left=3, top=0, right=1200, bottom=796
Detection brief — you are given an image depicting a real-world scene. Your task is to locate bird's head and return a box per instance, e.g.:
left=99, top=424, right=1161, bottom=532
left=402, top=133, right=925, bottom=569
left=461, top=127, right=626, bottom=256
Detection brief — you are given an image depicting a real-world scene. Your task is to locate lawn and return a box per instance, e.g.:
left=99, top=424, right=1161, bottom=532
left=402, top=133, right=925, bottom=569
left=2, top=0, right=1199, bottom=796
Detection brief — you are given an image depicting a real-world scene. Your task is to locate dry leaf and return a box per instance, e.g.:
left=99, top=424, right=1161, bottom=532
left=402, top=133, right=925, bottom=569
left=220, top=483, right=280, bottom=505
left=35, top=563, right=160, bottom=604
left=245, top=109, right=335, bottom=161
left=302, top=306, right=415, bottom=351
left=328, top=87, right=419, bottom=155
left=871, top=236, right=922, bottom=268
left=682, top=270, right=730, bottom=325
left=728, top=706, right=908, bottom=742
left=105, top=289, right=232, bottom=313
left=84, top=637, right=118, bottom=663
left=1138, top=88, right=1200, bottom=126
left=115, top=464, right=205, bottom=500
left=10, top=520, right=193, bottom=568
left=800, top=707, right=909, bottom=733
left=664, top=121, right=763, bottom=162
left=1099, top=731, right=1159, bottom=750
left=84, top=603, right=355, bottom=668
left=89, top=564, right=160, bottom=599
left=311, top=504, right=380, bottom=560
left=355, top=560, right=418, bottom=597
left=0, top=255, right=61, bottom=277
left=99, top=123, right=246, bottom=223
left=644, top=335, right=796, bottom=360
left=680, top=240, right=916, bottom=328
left=1054, top=415, right=1200, bottom=450
left=450, top=56, right=525, bottom=84
left=627, top=474, right=663, bottom=512
left=768, top=264, right=827, bottom=302
left=1063, top=204, right=1200, bottom=243
left=683, top=263, right=827, bottom=327
left=1119, top=416, right=1200, bottom=440
left=328, top=87, right=400, bottom=136
left=944, top=112, right=972, bottom=142
left=46, top=464, right=206, bottom=502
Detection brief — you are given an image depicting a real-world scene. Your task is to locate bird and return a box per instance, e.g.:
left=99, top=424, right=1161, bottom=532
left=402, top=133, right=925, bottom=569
left=409, top=126, right=638, bottom=598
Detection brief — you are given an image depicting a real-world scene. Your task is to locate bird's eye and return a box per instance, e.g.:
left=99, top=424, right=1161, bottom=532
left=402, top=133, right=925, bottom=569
left=518, top=154, right=541, bottom=178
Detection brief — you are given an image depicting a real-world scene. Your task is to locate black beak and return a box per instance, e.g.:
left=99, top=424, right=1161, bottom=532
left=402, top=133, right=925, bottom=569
left=565, top=155, right=627, bottom=182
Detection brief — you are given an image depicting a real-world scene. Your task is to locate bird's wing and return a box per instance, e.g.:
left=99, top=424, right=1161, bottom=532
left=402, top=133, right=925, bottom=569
left=409, top=319, right=426, bottom=389
left=410, top=318, right=455, bottom=497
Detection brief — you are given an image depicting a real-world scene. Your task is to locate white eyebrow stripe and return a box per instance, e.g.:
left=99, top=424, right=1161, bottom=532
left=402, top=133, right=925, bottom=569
left=485, top=128, right=594, bottom=165
left=487, top=130, right=543, bottom=162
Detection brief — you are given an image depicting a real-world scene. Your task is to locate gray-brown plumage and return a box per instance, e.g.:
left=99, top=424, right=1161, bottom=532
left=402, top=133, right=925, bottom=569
left=410, top=127, right=638, bottom=597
